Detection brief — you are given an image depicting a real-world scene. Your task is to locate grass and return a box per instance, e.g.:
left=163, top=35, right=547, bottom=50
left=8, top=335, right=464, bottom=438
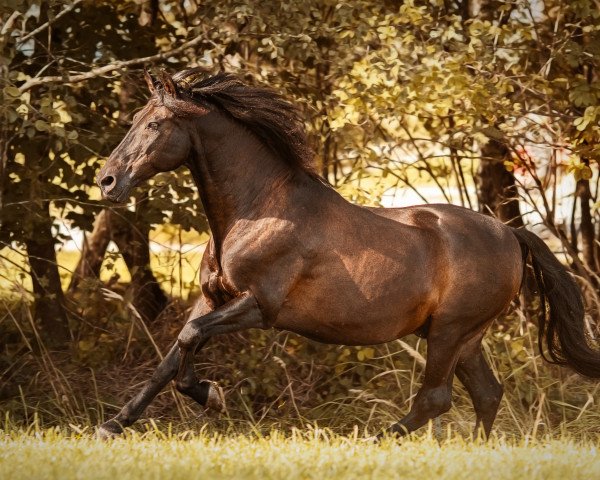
left=1, top=428, right=599, bottom=480
left=1, top=283, right=599, bottom=438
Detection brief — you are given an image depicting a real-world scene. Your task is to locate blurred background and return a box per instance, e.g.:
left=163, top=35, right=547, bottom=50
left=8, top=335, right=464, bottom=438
left=0, top=0, right=599, bottom=437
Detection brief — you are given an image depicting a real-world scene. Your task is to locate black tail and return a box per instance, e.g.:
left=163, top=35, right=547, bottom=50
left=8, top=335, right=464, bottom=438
left=512, top=228, right=600, bottom=378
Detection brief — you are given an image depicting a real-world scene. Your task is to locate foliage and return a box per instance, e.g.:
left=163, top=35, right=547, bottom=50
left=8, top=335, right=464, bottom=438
left=1, top=0, right=204, bottom=245
left=3, top=0, right=597, bottom=238
left=2, top=0, right=600, bottom=272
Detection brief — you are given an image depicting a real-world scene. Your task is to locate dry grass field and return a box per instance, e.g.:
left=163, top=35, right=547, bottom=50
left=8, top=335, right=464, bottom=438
left=1, top=428, right=599, bottom=480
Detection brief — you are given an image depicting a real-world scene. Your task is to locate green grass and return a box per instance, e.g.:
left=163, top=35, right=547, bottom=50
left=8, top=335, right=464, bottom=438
left=1, top=429, right=599, bottom=480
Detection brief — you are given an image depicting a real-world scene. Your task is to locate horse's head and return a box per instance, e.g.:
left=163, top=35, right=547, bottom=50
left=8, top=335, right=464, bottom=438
left=96, top=70, right=200, bottom=202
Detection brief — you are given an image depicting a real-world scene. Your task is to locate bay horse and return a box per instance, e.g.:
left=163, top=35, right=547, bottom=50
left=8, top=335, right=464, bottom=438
left=96, top=68, right=600, bottom=439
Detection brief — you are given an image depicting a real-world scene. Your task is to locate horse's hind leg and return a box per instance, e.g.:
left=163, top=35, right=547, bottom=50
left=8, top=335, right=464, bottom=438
left=381, top=324, right=464, bottom=437
left=455, top=337, right=503, bottom=438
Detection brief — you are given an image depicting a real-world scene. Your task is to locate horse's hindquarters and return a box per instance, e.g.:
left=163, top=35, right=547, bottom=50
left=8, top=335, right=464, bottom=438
left=411, top=205, right=523, bottom=325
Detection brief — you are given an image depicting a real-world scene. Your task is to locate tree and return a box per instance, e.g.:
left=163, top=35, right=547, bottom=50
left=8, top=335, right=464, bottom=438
left=1, top=0, right=599, bottom=347
left=1, top=0, right=197, bottom=340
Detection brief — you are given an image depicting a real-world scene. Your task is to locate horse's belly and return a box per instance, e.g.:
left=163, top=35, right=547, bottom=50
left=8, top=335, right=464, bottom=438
left=268, top=217, right=438, bottom=345
left=273, top=283, right=432, bottom=346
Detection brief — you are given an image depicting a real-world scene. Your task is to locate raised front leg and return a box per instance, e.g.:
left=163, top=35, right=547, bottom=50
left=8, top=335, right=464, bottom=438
left=98, top=292, right=264, bottom=438
left=175, top=292, right=264, bottom=406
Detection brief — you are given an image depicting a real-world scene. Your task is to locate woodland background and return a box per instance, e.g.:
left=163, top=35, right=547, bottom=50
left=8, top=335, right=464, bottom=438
left=0, top=0, right=599, bottom=437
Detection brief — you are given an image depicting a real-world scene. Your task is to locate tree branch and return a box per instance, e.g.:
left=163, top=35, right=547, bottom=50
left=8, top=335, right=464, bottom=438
left=18, top=0, right=84, bottom=44
left=0, top=11, right=21, bottom=36
left=18, top=34, right=205, bottom=93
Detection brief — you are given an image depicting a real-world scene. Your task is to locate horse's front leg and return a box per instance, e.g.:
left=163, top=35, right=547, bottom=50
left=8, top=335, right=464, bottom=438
left=98, top=342, right=181, bottom=438
left=97, top=292, right=263, bottom=438
left=174, top=292, right=264, bottom=410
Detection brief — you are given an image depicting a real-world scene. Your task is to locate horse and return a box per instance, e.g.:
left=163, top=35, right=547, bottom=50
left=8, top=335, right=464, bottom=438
left=95, top=68, right=600, bottom=439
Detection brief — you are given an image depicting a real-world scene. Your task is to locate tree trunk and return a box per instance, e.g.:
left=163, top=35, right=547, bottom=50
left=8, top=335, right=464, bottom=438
left=476, top=138, right=523, bottom=228
left=68, top=209, right=112, bottom=291
left=576, top=162, right=598, bottom=273
left=111, top=72, right=167, bottom=321
left=25, top=201, right=69, bottom=344
left=68, top=205, right=168, bottom=322
left=0, top=135, right=7, bottom=232
left=69, top=67, right=167, bottom=322
left=111, top=204, right=168, bottom=322
left=315, top=12, right=338, bottom=186
left=459, top=0, right=523, bottom=228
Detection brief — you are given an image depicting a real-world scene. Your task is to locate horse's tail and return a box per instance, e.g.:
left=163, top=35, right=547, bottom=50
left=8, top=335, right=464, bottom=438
left=512, top=227, right=600, bottom=378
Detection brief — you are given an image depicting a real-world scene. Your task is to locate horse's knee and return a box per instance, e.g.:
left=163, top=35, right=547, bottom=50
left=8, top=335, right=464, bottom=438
left=178, top=323, right=201, bottom=350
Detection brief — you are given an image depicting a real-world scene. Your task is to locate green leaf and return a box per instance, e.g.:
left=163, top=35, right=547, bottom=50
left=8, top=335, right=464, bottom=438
left=581, top=166, right=593, bottom=180
left=34, top=120, right=49, bottom=131
left=3, top=86, right=21, bottom=97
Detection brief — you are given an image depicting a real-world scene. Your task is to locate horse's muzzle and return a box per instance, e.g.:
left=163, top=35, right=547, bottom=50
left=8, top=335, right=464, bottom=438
left=96, top=171, right=131, bottom=203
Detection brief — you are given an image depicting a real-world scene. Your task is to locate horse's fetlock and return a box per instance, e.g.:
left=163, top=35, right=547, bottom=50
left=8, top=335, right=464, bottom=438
left=479, top=384, right=503, bottom=411
left=203, top=380, right=226, bottom=413
left=432, top=395, right=452, bottom=415
left=439, top=397, right=452, bottom=414
left=175, top=378, right=194, bottom=394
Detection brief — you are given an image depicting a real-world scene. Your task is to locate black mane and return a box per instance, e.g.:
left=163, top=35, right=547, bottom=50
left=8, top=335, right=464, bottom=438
left=163, top=69, right=317, bottom=177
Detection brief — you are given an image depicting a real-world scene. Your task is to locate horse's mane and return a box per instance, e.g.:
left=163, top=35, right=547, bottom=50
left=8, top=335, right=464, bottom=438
left=161, top=68, right=318, bottom=178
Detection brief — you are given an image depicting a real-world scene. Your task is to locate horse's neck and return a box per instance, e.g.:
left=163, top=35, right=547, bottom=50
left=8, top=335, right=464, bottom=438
left=186, top=113, right=299, bottom=251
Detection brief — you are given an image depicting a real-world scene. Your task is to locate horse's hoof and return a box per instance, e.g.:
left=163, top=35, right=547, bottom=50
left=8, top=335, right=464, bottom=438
left=96, top=422, right=123, bottom=440
left=375, top=425, right=404, bottom=442
left=204, top=381, right=226, bottom=413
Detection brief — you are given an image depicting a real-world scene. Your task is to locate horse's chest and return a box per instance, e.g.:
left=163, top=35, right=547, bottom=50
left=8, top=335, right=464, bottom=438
left=203, top=269, right=236, bottom=306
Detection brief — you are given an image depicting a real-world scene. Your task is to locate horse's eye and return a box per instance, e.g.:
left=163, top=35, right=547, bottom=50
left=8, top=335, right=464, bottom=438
left=147, top=121, right=159, bottom=130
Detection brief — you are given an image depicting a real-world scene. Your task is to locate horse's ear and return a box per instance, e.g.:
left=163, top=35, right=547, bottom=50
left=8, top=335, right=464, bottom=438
left=144, top=69, right=156, bottom=94
left=159, top=70, right=178, bottom=98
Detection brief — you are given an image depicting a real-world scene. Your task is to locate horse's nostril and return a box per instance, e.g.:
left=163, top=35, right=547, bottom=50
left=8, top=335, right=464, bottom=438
left=100, top=175, right=115, bottom=189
